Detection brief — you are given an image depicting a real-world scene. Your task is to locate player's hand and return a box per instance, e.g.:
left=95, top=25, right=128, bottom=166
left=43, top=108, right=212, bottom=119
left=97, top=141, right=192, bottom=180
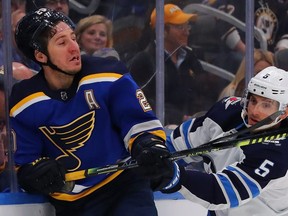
left=131, top=134, right=176, bottom=188
left=160, top=162, right=182, bottom=193
left=17, top=157, right=66, bottom=195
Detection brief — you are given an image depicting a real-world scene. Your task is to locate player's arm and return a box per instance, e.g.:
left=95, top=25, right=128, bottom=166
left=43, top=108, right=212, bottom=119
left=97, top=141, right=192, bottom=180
left=162, top=150, right=284, bottom=210
left=108, top=71, right=178, bottom=190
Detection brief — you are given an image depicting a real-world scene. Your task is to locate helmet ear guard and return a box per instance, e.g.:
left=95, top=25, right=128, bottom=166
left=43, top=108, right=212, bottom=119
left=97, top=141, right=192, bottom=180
left=241, top=66, right=288, bottom=130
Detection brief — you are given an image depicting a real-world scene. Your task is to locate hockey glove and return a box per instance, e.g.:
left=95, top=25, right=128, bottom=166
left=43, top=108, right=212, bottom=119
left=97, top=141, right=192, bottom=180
left=159, top=162, right=182, bottom=193
left=17, top=157, right=66, bottom=195
left=131, top=134, right=176, bottom=190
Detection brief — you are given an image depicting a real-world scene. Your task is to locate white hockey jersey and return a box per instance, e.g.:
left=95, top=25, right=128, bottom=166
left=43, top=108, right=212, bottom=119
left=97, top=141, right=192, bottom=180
left=167, top=96, right=288, bottom=216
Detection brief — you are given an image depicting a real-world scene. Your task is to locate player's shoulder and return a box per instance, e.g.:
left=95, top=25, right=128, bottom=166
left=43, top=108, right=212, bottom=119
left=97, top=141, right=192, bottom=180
left=80, top=55, right=128, bottom=76
left=207, top=96, right=243, bottom=115
left=219, top=96, right=243, bottom=109
left=205, top=96, right=243, bottom=128
left=9, top=72, right=45, bottom=108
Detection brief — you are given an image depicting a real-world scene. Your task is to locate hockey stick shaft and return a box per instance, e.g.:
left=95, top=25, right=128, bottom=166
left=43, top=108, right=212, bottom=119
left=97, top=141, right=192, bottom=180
left=168, top=127, right=288, bottom=161
left=198, top=110, right=283, bottom=145
left=65, top=127, right=288, bottom=181
left=64, top=111, right=282, bottom=181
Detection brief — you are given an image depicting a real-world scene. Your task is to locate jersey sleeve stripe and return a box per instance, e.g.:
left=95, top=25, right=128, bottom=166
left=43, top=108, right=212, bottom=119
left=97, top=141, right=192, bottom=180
left=226, top=166, right=261, bottom=198
left=78, top=73, right=123, bottom=88
left=124, top=120, right=164, bottom=149
left=182, top=119, right=195, bottom=149
left=216, top=173, right=239, bottom=207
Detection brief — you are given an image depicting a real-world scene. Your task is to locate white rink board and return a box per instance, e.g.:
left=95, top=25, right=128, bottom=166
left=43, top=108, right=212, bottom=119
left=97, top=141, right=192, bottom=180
left=0, top=193, right=208, bottom=216
left=156, top=200, right=208, bottom=216
left=0, top=203, right=55, bottom=216
left=0, top=200, right=207, bottom=216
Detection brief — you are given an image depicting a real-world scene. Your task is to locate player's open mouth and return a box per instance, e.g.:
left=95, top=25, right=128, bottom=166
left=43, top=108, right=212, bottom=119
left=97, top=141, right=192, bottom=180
left=70, top=56, right=80, bottom=61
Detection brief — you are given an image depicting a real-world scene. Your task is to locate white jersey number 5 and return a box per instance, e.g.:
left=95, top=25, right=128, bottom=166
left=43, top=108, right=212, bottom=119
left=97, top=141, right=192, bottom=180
left=255, top=159, right=274, bottom=177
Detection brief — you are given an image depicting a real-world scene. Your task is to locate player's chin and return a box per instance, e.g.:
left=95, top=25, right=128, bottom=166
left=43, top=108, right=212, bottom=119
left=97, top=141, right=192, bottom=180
left=66, top=67, right=81, bottom=75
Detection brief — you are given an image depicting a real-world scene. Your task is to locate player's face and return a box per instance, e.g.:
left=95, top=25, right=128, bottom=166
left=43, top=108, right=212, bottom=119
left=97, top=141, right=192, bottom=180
left=79, top=23, right=108, bottom=55
left=247, top=94, right=279, bottom=125
left=47, top=22, right=81, bottom=74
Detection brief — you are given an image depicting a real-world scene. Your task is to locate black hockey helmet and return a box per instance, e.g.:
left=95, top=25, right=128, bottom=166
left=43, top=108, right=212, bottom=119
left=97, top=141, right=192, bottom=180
left=15, top=7, right=74, bottom=62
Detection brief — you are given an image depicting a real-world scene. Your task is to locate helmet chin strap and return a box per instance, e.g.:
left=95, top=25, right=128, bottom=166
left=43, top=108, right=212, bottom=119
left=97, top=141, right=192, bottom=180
left=42, top=59, right=75, bottom=77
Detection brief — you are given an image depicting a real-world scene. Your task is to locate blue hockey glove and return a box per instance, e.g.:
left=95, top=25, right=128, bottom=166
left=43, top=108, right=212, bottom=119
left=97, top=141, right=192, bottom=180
left=131, top=134, right=176, bottom=190
left=160, top=162, right=182, bottom=193
left=17, top=157, right=66, bottom=195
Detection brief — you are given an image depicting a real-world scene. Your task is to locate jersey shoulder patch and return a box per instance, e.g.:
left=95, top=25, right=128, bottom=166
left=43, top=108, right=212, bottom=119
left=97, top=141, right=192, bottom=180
left=223, top=96, right=242, bottom=110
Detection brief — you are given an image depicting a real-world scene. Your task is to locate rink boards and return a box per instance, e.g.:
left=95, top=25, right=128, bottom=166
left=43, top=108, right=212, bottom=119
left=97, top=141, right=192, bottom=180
left=0, top=192, right=208, bottom=216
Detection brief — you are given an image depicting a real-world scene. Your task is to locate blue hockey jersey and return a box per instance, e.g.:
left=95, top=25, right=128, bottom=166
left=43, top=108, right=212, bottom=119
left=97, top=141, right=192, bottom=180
left=9, top=55, right=165, bottom=201
left=167, top=96, right=288, bottom=215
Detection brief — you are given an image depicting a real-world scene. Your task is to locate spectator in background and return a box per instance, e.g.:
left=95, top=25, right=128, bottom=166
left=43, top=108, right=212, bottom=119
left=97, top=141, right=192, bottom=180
left=0, top=0, right=26, bottom=20
left=0, top=9, right=41, bottom=72
left=274, top=48, right=288, bottom=71
left=75, top=15, right=120, bottom=60
left=129, top=4, right=205, bottom=125
left=196, top=0, right=288, bottom=73
left=218, top=49, right=274, bottom=100
left=26, top=0, right=69, bottom=16
left=0, top=63, right=35, bottom=191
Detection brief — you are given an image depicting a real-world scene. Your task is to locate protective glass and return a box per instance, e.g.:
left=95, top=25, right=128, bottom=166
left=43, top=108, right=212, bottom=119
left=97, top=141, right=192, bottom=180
left=46, top=0, right=68, bottom=5
left=168, top=23, right=192, bottom=31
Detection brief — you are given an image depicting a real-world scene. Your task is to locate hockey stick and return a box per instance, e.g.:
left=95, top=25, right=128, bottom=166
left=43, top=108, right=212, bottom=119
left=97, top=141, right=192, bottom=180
left=65, top=127, right=288, bottom=181
left=65, top=111, right=284, bottom=181
left=168, top=127, right=288, bottom=161
left=193, top=110, right=284, bottom=145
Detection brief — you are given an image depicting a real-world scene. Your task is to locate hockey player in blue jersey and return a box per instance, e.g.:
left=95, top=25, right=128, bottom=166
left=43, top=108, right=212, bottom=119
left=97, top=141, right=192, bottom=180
left=9, top=8, right=177, bottom=216
left=163, top=66, right=288, bottom=215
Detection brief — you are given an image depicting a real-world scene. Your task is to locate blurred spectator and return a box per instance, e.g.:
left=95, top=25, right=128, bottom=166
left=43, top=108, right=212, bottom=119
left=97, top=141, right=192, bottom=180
left=129, top=4, right=206, bottom=125
left=0, top=9, right=41, bottom=72
left=274, top=48, right=288, bottom=71
left=75, top=15, right=120, bottom=60
left=0, top=63, right=35, bottom=130
left=218, top=49, right=274, bottom=100
left=95, top=0, right=153, bottom=21
left=180, top=0, right=288, bottom=75
left=26, top=0, right=69, bottom=16
left=195, top=0, right=288, bottom=73
left=0, top=63, right=35, bottom=191
left=0, top=0, right=26, bottom=19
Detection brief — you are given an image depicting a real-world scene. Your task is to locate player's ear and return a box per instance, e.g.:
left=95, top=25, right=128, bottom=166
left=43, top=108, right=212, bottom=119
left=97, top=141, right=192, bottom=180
left=34, top=50, right=47, bottom=63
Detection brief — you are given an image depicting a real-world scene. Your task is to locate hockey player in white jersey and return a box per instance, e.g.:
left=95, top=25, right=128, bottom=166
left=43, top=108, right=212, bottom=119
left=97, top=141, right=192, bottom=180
left=164, top=66, right=288, bottom=216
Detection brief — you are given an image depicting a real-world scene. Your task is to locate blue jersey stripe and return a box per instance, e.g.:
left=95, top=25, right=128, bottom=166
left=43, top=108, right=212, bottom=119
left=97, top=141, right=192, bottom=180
left=227, top=166, right=260, bottom=198
left=182, top=119, right=194, bottom=149
left=217, top=174, right=239, bottom=207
